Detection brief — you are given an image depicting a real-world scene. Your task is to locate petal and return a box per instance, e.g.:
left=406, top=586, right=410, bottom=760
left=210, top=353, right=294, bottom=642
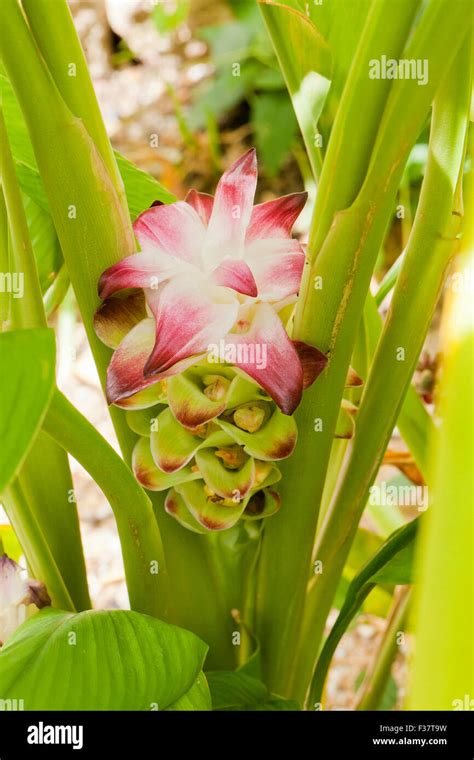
left=185, top=189, right=214, bottom=226
left=204, top=148, right=257, bottom=266
left=345, top=366, right=364, bottom=387
left=245, top=238, right=305, bottom=301
left=225, top=303, right=304, bottom=414
left=194, top=448, right=255, bottom=500
left=167, top=371, right=228, bottom=430
left=125, top=407, right=161, bottom=436
left=210, top=259, right=258, bottom=297
left=0, top=555, right=27, bottom=608
left=293, top=341, right=327, bottom=389
left=0, top=555, right=50, bottom=645
left=164, top=490, right=208, bottom=534
left=144, top=275, right=239, bottom=376
left=225, top=374, right=268, bottom=409
left=246, top=191, right=307, bottom=242
left=106, top=318, right=160, bottom=405
left=243, top=488, right=281, bottom=521
left=132, top=436, right=201, bottom=491
left=175, top=480, right=247, bottom=531
left=133, top=201, right=206, bottom=266
left=151, top=407, right=203, bottom=473
left=114, top=383, right=166, bottom=410
left=98, top=251, right=192, bottom=300
left=335, top=400, right=358, bottom=439
left=216, top=404, right=297, bottom=460
left=94, top=291, right=147, bottom=348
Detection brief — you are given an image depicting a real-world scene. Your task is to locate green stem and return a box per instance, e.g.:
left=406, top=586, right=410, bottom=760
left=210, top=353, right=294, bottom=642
left=356, top=586, right=411, bottom=710
left=375, top=252, right=405, bottom=306
left=21, top=0, right=128, bottom=215
left=43, top=263, right=70, bottom=318
left=399, top=172, right=412, bottom=250
left=293, top=36, right=470, bottom=703
left=0, top=108, right=45, bottom=329
left=43, top=389, right=169, bottom=619
left=1, top=479, right=75, bottom=610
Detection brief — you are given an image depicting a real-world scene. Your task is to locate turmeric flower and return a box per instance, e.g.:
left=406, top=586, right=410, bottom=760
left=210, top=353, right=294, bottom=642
left=95, top=149, right=325, bottom=415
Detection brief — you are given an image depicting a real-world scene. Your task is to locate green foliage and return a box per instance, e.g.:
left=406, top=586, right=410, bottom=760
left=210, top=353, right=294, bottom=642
left=251, top=92, right=297, bottom=176
left=207, top=669, right=299, bottom=711
left=309, top=518, right=418, bottom=705
left=187, top=0, right=298, bottom=175
left=0, top=329, right=55, bottom=493
left=0, top=608, right=210, bottom=710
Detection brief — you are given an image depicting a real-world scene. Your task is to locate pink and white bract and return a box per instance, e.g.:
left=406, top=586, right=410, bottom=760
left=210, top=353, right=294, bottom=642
left=0, top=555, right=50, bottom=646
left=96, top=149, right=326, bottom=414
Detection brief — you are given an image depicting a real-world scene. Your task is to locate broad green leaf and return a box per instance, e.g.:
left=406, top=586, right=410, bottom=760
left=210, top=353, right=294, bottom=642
left=251, top=92, right=298, bottom=175
left=0, top=608, right=209, bottom=710
left=115, top=152, right=175, bottom=217
left=207, top=670, right=268, bottom=710
left=166, top=673, right=211, bottom=710
left=207, top=669, right=299, bottom=711
left=0, top=329, right=55, bottom=493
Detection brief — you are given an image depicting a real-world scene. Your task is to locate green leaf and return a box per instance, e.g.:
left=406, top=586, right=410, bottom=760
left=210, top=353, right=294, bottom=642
left=206, top=669, right=299, bottom=711
left=0, top=608, right=210, bottom=710
left=22, top=193, right=62, bottom=293
left=207, top=670, right=268, bottom=710
left=259, top=0, right=331, bottom=176
left=251, top=92, right=298, bottom=175
left=309, top=519, right=418, bottom=705
left=0, top=329, right=55, bottom=492
left=115, top=152, right=175, bottom=217
left=166, top=673, right=211, bottom=710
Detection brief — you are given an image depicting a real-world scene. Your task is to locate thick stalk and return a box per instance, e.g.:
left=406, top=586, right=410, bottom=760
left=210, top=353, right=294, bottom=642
left=293, top=38, right=470, bottom=703
left=21, top=0, right=127, bottom=214
left=42, top=389, right=169, bottom=619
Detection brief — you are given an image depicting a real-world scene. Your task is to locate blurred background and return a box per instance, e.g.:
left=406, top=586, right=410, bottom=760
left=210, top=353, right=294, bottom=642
left=3, top=0, right=441, bottom=709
